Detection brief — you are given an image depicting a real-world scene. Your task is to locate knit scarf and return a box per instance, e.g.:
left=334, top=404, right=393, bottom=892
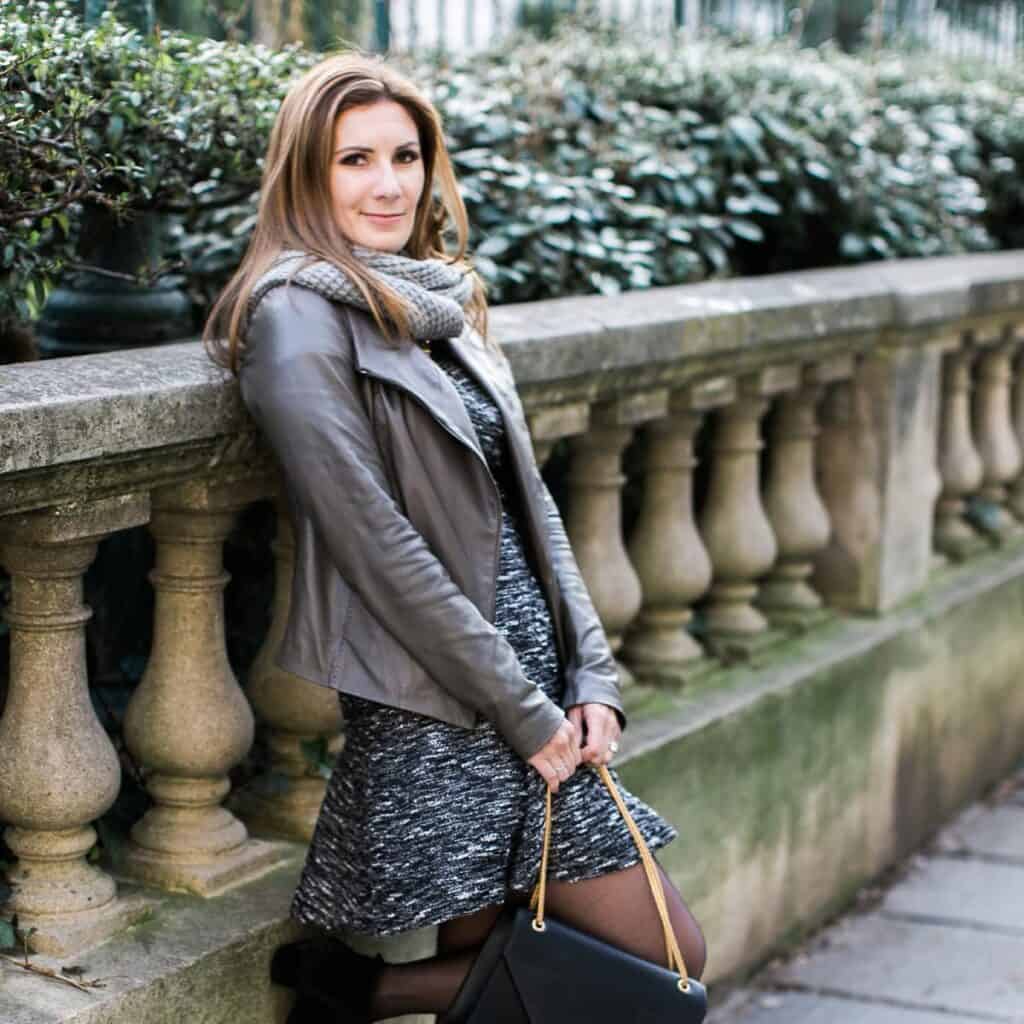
left=248, top=245, right=475, bottom=341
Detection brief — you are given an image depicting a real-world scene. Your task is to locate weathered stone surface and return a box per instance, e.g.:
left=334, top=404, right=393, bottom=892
left=4, top=251, right=1023, bottom=487
left=0, top=855, right=435, bottom=1024
left=625, top=407, right=711, bottom=676
left=1, top=492, right=149, bottom=543
left=5, top=542, right=1024, bottom=1020
left=497, top=251, right=1024, bottom=392
left=566, top=414, right=642, bottom=687
left=0, top=342, right=246, bottom=477
left=813, top=344, right=943, bottom=612
left=0, top=496, right=155, bottom=955
left=525, top=400, right=589, bottom=444
left=699, top=393, right=777, bottom=637
left=618, top=543, right=1024, bottom=981
left=116, top=483, right=292, bottom=897
left=770, top=913, right=1024, bottom=1020
left=712, top=991, right=959, bottom=1024
left=496, top=262, right=897, bottom=390
left=713, top=766, right=1024, bottom=1024
left=882, top=857, right=1024, bottom=933
left=934, top=803, right=1024, bottom=862
left=3, top=250, right=1024, bottom=1019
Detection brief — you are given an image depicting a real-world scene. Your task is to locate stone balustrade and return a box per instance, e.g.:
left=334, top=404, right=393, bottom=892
left=2, top=251, right=1024, bottom=958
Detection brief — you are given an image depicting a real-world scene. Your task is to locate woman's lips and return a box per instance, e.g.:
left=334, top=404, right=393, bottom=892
left=364, top=213, right=404, bottom=224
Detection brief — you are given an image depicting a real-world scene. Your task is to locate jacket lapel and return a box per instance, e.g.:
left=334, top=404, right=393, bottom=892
left=349, top=312, right=540, bottom=521
left=352, top=315, right=566, bottom=650
left=348, top=314, right=485, bottom=462
left=447, top=332, right=537, bottom=474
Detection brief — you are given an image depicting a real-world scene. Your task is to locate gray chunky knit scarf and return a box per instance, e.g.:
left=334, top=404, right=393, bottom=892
left=249, top=245, right=474, bottom=341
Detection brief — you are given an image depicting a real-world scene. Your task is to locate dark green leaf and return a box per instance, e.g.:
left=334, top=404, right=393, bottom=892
left=106, top=114, right=125, bottom=147
left=728, top=219, right=765, bottom=242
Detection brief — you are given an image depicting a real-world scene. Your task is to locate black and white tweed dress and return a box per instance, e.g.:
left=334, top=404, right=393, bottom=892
left=290, top=338, right=678, bottom=937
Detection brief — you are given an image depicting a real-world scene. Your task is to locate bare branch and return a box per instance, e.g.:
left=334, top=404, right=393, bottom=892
left=64, top=257, right=187, bottom=287
left=0, top=953, right=106, bottom=994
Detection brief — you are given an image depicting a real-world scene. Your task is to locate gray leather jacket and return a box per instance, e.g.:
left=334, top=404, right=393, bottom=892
left=238, top=283, right=624, bottom=761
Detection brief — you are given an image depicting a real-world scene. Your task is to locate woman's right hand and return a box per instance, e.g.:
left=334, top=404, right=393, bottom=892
left=527, top=718, right=582, bottom=793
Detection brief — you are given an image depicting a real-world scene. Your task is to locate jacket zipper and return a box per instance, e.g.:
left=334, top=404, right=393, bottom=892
left=357, top=366, right=504, bottom=623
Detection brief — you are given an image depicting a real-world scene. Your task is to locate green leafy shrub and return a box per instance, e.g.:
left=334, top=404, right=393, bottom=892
left=2, top=3, right=1022, bottom=329
left=0, top=1, right=315, bottom=323
left=868, top=56, right=1024, bottom=251
left=422, top=32, right=1008, bottom=299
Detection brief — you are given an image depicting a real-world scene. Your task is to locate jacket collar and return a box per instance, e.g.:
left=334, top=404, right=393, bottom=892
left=347, top=309, right=509, bottom=464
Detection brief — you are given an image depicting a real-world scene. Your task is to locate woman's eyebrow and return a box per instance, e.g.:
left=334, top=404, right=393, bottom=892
left=335, top=141, right=421, bottom=155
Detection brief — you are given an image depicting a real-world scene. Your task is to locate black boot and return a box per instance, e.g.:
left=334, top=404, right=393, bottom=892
left=286, top=994, right=329, bottom=1024
left=271, top=936, right=386, bottom=1023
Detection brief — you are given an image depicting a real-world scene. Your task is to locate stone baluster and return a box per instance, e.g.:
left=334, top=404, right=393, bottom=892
left=935, top=343, right=987, bottom=559
left=623, top=379, right=734, bottom=683
left=231, top=489, right=344, bottom=842
left=759, top=357, right=853, bottom=625
left=0, top=495, right=153, bottom=955
left=527, top=401, right=590, bottom=469
left=699, top=367, right=798, bottom=650
left=971, top=328, right=1023, bottom=542
left=120, top=478, right=289, bottom=896
left=814, top=342, right=945, bottom=612
left=565, top=392, right=668, bottom=689
left=1007, top=332, right=1024, bottom=521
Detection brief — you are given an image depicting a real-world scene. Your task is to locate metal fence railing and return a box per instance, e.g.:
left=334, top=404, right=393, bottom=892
left=149, top=0, right=1024, bottom=63
left=383, top=0, right=1023, bottom=62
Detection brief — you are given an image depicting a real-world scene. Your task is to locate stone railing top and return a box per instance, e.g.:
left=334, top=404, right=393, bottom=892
left=494, top=251, right=1024, bottom=387
left=2, top=250, right=1023, bottom=512
left=1, top=342, right=240, bottom=478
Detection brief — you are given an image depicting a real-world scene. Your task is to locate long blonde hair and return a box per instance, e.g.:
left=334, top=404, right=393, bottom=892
left=203, top=52, right=488, bottom=374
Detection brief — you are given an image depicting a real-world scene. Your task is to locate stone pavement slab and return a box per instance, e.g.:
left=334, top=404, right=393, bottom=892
left=710, top=990, right=981, bottom=1024
left=768, top=912, right=1024, bottom=1020
left=881, top=856, right=1024, bottom=934
left=936, top=804, right=1024, bottom=863
left=717, top=766, right=1024, bottom=1024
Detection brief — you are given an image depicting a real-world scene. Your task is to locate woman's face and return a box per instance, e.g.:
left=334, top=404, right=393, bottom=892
left=329, top=100, right=426, bottom=253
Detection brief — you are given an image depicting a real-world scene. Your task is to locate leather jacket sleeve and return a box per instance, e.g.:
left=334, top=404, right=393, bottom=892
left=238, top=286, right=568, bottom=761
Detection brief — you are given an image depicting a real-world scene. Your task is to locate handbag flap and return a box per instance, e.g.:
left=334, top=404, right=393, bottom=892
left=502, top=908, right=707, bottom=1023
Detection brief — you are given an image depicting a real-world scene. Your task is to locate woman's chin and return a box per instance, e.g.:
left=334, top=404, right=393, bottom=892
left=349, top=235, right=408, bottom=254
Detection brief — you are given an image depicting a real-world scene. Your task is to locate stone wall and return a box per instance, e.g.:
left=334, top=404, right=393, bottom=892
left=1, top=250, right=1024, bottom=1020
left=621, top=546, right=1024, bottom=980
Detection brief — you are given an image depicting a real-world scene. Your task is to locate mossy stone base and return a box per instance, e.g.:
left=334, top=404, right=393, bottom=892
left=5, top=549, right=1024, bottom=1018
left=617, top=545, right=1024, bottom=981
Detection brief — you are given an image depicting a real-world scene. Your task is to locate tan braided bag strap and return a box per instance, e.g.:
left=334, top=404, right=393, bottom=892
left=527, top=764, right=692, bottom=991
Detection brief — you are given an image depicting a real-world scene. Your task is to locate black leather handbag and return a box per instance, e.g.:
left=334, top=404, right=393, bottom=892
left=440, top=763, right=708, bottom=1023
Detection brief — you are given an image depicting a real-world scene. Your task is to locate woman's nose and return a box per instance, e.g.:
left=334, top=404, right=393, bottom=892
left=372, top=162, right=402, bottom=199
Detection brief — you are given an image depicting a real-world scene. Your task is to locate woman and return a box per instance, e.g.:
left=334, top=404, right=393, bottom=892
left=204, top=52, right=706, bottom=1023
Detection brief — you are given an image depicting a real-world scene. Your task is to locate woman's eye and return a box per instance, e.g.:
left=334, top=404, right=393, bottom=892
left=398, top=151, right=420, bottom=163
left=340, top=154, right=365, bottom=166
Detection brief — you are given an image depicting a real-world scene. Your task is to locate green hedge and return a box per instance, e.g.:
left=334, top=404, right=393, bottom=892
left=428, top=30, right=1024, bottom=300
left=2, top=2, right=1022, bottom=328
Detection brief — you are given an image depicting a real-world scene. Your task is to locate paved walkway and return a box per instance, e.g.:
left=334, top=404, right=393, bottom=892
left=710, top=762, right=1024, bottom=1024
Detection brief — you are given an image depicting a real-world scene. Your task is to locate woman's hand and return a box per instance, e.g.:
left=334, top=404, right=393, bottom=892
left=527, top=718, right=582, bottom=793
left=567, top=703, right=622, bottom=767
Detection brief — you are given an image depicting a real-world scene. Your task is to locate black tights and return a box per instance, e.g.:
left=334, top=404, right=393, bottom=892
left=368, top=859, right=707, bottom=1021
